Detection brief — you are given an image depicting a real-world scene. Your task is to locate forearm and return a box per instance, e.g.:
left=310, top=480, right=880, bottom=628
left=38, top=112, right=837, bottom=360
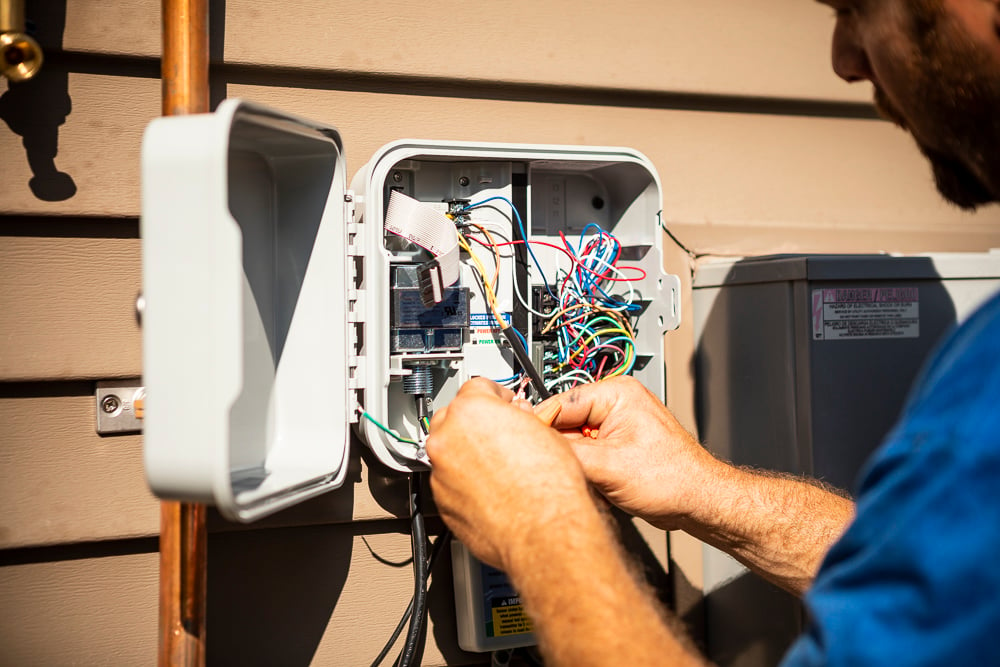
left=680, top=460, right=855, bottom=596
left=505, top=500, right=706, bottom=667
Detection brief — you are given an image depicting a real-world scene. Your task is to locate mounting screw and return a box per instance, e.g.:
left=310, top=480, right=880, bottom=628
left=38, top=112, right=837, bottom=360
left=392, top=171, right=403, bottom=183
left=135, top=292, right=145, bottom=326
left=101, top=395, right=121, bottom=414
left=458, top=176, right=470, bottom=187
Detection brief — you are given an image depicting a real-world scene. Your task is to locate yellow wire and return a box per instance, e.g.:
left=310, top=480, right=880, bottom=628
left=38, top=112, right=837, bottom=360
left=458, top=234, right=506, bottom=327
left=464, top=222, right=501, bottom=291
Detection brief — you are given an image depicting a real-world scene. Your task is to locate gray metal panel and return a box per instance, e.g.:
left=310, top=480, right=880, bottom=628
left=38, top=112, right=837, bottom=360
left=693, top=252, right=1000, bottom=667
left=694, top=282, right=801, bottom=473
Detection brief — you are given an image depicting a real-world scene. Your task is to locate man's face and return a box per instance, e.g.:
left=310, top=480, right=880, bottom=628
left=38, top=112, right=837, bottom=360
left=820, top=0, right=1000, bottom=209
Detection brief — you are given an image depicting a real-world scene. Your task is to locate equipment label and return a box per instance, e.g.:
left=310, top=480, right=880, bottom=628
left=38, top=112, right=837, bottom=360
left=489, top=596, right=533, bottom=638
left=812, top=287, right=919, bottom=340
left=469, top=312, right=510, bottom=345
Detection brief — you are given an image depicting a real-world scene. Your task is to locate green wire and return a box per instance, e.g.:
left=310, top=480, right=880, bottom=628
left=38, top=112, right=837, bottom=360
left=361, top=411, right=420, bottom=446
left=421, top=417, right=431, bottom=433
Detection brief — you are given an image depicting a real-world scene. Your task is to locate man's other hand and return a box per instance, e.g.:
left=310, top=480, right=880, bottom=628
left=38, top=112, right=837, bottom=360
left=538, top=376, right=719, bottom=532
left=425, top=378, right=594, bottom=570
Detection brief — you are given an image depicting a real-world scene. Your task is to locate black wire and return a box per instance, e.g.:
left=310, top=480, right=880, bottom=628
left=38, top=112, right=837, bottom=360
left=657, top=210, right=696, bottom=259
left=369, top=529, right=453, bottom=667
left=396, top=471, right=429, bottom=667
left=500, top=325, right=551, bottom=401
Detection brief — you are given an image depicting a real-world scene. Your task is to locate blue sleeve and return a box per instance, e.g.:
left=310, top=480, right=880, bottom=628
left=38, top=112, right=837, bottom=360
left=782, top=293, right=1000, bottom=667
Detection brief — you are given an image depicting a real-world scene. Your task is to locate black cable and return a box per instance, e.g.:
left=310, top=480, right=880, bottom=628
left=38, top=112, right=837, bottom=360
left=500, top=325, right=552, bottom=401
left=395, top=472, right=429, bottom=667
left=369, top=529, right=452, bottom=667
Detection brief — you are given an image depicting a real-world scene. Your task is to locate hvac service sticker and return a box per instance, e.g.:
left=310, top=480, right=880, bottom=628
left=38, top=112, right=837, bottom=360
left=812, top=287, right=920, bottom=341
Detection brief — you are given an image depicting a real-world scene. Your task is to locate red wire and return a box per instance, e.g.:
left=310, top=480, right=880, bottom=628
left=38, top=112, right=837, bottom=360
left=594, top=355, right=608, bottom=380
left=463, top=232, right=646, bottom=282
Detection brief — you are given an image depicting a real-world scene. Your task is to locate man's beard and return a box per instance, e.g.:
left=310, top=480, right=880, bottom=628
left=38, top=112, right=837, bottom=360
left=873, top=1, right=1000, bottom=210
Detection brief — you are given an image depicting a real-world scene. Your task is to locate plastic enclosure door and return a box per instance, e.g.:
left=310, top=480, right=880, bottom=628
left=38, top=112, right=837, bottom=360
left=142, top=99, right=352, bottom=522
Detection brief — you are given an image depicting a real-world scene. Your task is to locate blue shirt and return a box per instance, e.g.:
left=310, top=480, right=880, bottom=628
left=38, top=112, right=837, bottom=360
left=782, top=290, right=1000, bottom=666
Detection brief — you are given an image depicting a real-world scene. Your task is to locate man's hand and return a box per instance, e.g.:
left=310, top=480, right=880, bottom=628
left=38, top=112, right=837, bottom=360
left=426, top=378, right=708, bottom=667
left=425, top=378, right=595, bottom=570
left=541, top=376, right=855, bottom=595
left=539, top=376, right=719, bottom=532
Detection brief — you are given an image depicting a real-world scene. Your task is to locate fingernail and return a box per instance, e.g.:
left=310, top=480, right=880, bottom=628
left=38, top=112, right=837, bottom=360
left=535, top=401, right=562, bottom=426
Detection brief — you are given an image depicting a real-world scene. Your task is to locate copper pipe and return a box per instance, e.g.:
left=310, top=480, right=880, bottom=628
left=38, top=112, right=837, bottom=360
left=159, top=0, right=209, bottom=664
left=162, top=0, right=209, bottom=117
left=159, top=503, right=208, bottom=666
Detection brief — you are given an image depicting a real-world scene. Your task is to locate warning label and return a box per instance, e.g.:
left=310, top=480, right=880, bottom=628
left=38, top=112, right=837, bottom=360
left=469, top=312, right=510, bottom=346
left=489, top=596, right=533, bottom=638
left=812, top=287, right=919, bottom=340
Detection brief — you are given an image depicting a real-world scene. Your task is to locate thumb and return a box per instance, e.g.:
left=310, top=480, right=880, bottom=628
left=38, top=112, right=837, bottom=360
left=548, top=380, right=620, bottom=431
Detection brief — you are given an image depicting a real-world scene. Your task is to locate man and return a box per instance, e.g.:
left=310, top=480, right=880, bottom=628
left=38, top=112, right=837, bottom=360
left=426, top=1, right=1000, bottom=665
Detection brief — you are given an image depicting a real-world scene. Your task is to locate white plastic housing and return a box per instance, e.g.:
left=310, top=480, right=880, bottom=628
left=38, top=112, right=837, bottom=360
left=351, top=141, right=682, bottom=472
left=141, top=100, right=352, bottom=522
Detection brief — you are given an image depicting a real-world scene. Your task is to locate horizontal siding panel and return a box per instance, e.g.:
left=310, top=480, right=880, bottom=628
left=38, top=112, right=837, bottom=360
left=0, top=548, right=159, bottom=665
left=0, top=73, right=159, bottom=217
left=0, top=527, right=480, bottom=665
left=0, top=237, right=142, bottom=381
left=0, top=394, right=415, bottom=548
left=3, top=73, right=997, bottom=230
left=60, top=0, right=866, bottom=103
left=0, top=392, right=155, bottom=548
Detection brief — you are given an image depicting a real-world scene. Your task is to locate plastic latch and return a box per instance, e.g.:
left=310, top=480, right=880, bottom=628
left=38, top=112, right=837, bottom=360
left=348, top=357, right=366, bottom=389
left=348, top=289, right=366, bottom=323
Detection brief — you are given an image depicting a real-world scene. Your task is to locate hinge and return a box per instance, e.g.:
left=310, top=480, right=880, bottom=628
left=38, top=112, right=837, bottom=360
left=348, top=356, right=367, bottom=390
left=347, top=222, right=362, bottom=256
left=348, top=289, right=366, bottom=323
left=344, top=190, right=357, bottom=223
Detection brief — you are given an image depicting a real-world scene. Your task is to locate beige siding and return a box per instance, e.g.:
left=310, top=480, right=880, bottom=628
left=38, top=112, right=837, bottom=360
left=0, top=236, right=142, bottom=382
left=0, top=394, right=427, bottom=550
left=3, top=0, right=1000, bottom=664
left=0, top=528, right=473, bottom=666
left=63, top=0, right=862, bottom=102
left=3, top=73, right=997, bottom=234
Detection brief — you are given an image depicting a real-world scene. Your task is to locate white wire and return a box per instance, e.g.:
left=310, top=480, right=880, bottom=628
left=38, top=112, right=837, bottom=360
left=545, top=368, right=596, bottom=391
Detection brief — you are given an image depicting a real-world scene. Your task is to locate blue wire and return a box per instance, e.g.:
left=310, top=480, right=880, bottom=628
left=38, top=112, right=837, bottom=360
left=463, top=196, right=555, bottom=299
left=577, top=224, right=624, bottom=304
left=511, top=326, right=529, bottom=352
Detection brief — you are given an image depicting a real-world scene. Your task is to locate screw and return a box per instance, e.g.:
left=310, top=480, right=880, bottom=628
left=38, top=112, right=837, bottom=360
left=459, top=176, right=470, bottom=187
left=392, top=171, right=403, bottom=183
left=102, top=395, right=121, bottom=414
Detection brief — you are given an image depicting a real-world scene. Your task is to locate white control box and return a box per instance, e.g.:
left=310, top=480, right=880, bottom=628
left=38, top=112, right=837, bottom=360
left=141, top=99, right=681, bottom=521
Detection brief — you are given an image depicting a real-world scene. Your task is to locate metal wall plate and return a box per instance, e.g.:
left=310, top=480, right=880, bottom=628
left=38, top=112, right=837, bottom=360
left=96, top=380, right=145, bottom=435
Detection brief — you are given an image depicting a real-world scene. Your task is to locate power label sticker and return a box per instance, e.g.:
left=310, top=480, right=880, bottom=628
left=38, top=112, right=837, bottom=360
left=469, top=312, right=511, bottom=346
left=812, top=287, right=920, bottom=341
left=489, top=596, right=533, bottom=638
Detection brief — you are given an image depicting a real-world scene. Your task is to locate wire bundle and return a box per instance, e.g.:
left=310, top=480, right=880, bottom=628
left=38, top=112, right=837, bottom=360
left=457, top=200, right=645, bottom=396
left=540, top=224, right=642, bottom=393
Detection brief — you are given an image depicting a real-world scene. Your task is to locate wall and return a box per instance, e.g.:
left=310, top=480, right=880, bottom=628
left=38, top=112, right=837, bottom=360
left=2, top=0, right=999, bottom=664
